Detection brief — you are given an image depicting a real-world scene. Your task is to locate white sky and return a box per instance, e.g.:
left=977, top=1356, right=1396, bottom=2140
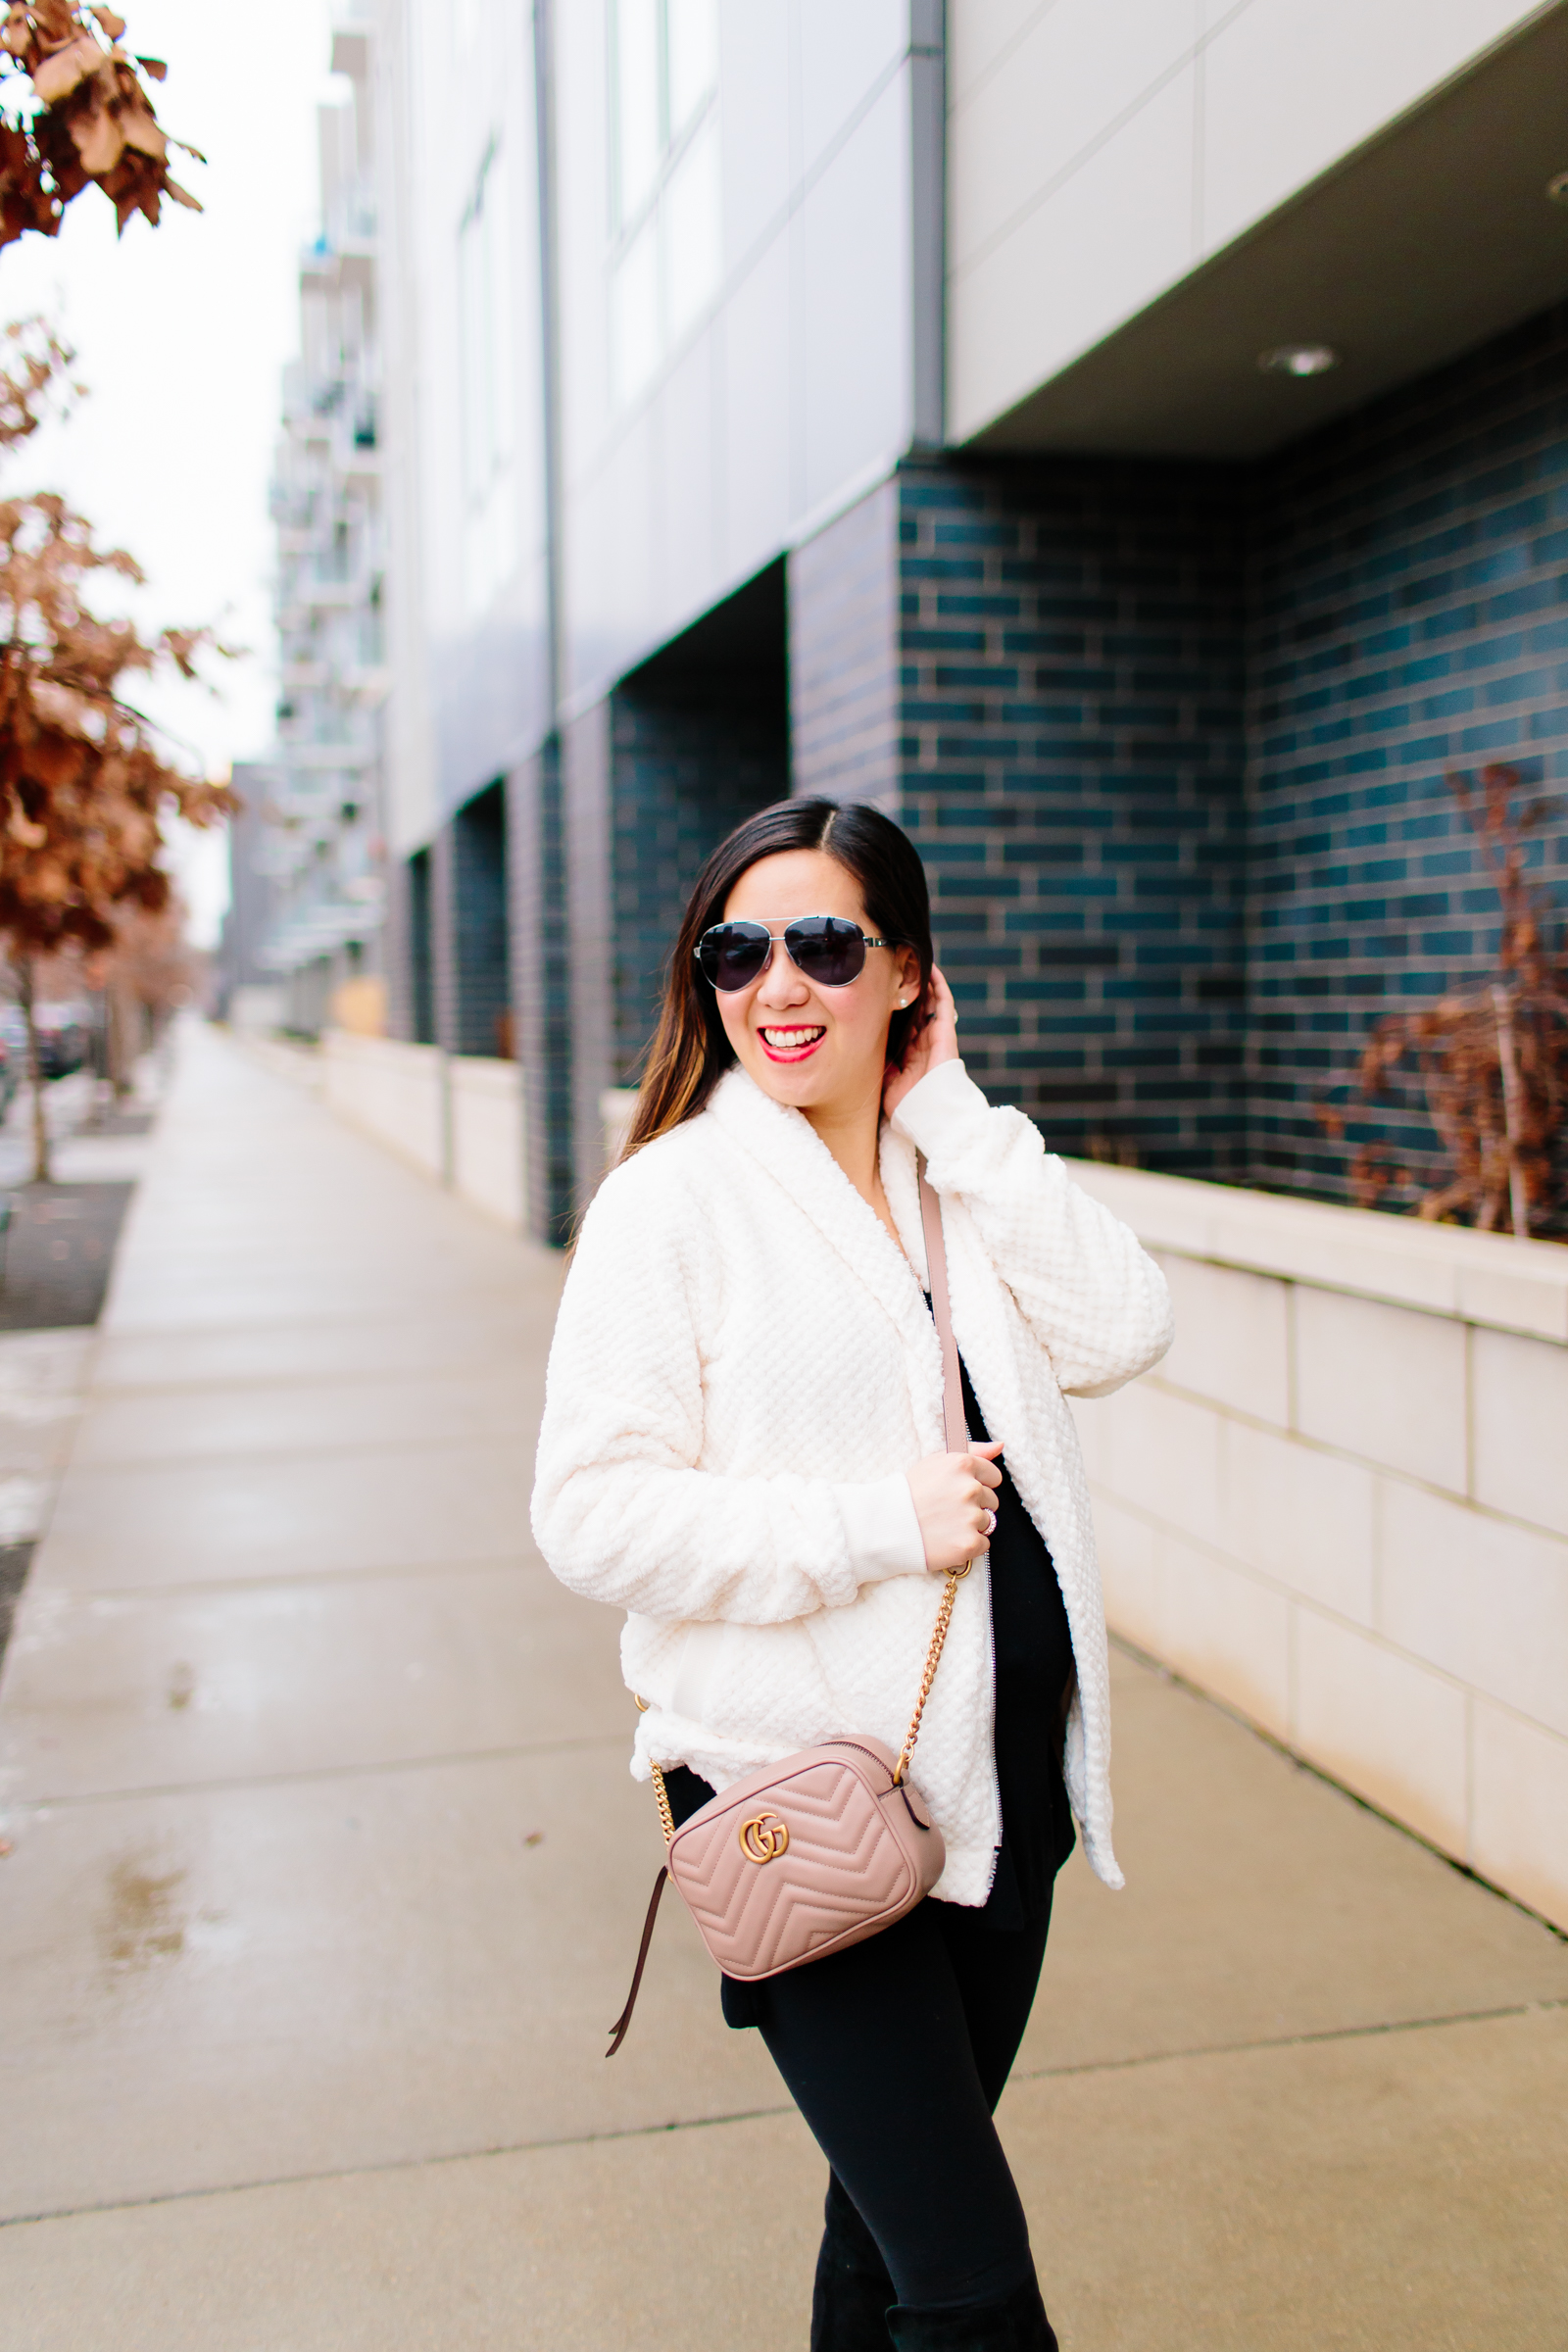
left=2, top=0, right=339, bottom=944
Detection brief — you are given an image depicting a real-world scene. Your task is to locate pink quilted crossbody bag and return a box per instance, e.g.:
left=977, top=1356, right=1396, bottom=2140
left=608, top=1160, right=972, bottom=2054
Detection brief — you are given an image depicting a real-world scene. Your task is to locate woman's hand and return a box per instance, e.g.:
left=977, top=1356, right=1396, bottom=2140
left=905, top=1443, right=1004, bottom=1573
left=883, top=965, right=961, bottom=1117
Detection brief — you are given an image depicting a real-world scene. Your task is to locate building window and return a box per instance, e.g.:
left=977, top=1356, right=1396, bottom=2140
left=608, top=0, right=720, bottom=406
left=458, top=139, right=516, bottom=610
left=459, top=140, right=513, bottom=512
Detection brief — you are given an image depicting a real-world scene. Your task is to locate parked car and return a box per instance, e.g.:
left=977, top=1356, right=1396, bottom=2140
left=0, top=1001, right=91, bottom=1087
left=0, top=1006, right=24, bottom=1110
left=30, top=1002, right=90, bottom=1081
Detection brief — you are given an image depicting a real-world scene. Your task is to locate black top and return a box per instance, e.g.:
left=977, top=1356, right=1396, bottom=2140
left=955, top=1348, right=1077, bottom=1929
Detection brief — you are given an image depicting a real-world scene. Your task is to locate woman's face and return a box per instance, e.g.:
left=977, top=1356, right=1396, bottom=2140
left=715, top=849, right=920, bottom=1118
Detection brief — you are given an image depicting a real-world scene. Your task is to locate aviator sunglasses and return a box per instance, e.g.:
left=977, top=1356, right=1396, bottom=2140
left=695, top=915, right=898, bottom=993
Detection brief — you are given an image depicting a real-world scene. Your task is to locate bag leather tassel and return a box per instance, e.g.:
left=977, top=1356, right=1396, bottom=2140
left=605, top=1865, right=669, bottom=2057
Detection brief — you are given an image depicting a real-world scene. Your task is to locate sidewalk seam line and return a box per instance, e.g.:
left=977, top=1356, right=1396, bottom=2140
left=4, top=1998, right=1563, bottom=2230
left=5, top=1733, right=630, bottom=1809
left=58, top=1428, right=540, bottom=1476
left=18, top=1551, right=554, bottom=1601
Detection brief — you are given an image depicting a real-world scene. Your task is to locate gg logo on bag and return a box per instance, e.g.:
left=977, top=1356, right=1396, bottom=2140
left=738, top=1811, right=790, bottom=1864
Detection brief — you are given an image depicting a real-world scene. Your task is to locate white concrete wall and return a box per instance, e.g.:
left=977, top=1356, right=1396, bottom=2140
left=322, top=1031, right=447, bottom=1182
left=373, top=0, right=550, bottom=855
left=449, top=1055, right=526, bottom=1230
left=947, top=0, right=1548, bottom=441
left=600, top=1086, right=639, bottom=1171
left=322, top=1032, right=527, bottom=1229
left=553, top=0, right=932, bottom=714
left=1069, top=1159, right=1568, bottom=1932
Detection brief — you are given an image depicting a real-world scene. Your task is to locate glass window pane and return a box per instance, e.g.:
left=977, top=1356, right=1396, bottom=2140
left=459, top=203, right=487, bottom=505
left=459, top=147, right=513, bottom=504
left=611, top=218, right=661, bottom=403
left=484, top=144, right=514, bottom=468
left=667, top=0, right=718, bottom=134
left=612, top=0, right=662, bottom=225
left=665, top=110, right=720, bottom=341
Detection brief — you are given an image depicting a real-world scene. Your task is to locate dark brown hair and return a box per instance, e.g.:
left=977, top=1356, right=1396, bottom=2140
left=620, top=797, right=934, bottom=1163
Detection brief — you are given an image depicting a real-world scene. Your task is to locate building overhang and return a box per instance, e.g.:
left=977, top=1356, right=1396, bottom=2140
left=967, top=2, right=1568, bottom=461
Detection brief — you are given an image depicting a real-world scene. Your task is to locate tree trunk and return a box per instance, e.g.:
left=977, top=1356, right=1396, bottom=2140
left=20, top=957, right=49, bottom=1185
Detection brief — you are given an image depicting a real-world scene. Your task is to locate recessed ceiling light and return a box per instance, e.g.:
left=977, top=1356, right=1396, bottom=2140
left=1258, top=343, right=1341, bottom=378
left=1547, top=170, right=1568, bottom=206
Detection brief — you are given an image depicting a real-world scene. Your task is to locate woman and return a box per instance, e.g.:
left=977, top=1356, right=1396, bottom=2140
left=532, top=798, right=1172, bottom=2351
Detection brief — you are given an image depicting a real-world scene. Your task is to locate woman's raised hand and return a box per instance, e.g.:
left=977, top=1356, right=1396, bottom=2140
left=906, top=1443, right=1004, bottom=1573
left=883, top=965, right=961, bottom=1117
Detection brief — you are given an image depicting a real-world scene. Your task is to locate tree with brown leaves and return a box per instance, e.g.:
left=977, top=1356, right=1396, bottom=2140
left=0, top=2, right=200, bottom=248
left=1319, top=763, right=1568, bottom=1237
left=0, top=331, right=230, bottom=1178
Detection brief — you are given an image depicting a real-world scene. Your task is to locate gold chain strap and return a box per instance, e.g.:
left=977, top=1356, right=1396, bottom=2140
left=649, top=1758, right=676, bottom=1845
left=636, top=1550, right=970, bottom=1823
left=893, top=1555, right=971, bottom=1787
left=634, top=1695, right=677, bottom=1846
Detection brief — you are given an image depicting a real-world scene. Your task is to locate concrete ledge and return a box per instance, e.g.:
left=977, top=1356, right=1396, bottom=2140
left=1066, top=1159, right=1568, bottom=1930
left=450, top=1056, right=524, bottom=1230
left=322, top=1031, right=445, bottom=1181
left=319, top=1032, right=525, bottom=1230
left=1066, top=1158, right=1568, bottom=1343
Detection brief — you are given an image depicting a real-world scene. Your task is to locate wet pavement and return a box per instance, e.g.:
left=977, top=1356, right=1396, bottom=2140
left=0, top=1023, right=1564, bottom=2351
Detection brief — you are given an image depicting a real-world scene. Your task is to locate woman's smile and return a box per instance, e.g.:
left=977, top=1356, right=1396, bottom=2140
left=759, top=1022, right=826, bottom=1060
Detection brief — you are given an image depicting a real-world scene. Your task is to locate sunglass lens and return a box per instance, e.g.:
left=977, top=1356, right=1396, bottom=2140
left=785, top=915, right=866, bottom=987
left=697, top=921, right=771, bottom=990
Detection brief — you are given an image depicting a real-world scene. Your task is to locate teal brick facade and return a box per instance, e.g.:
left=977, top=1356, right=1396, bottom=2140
left=393, top=301, right=1568, bottom=1230
left=781, top=303, right=1568, bottom=1213
left=1250, top=302, right=1568, bottom=1204
left=896, top=462, right=1250, bottom=1175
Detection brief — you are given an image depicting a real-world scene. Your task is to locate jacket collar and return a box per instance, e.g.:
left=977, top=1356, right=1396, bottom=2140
left=705, top=1067, right=943, bottom=1382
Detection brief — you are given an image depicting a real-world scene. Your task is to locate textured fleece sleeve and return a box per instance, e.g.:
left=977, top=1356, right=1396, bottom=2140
left=890, top=1059, right=1173, bottom=1397
left=530, top=1163, right=927, bottom=1624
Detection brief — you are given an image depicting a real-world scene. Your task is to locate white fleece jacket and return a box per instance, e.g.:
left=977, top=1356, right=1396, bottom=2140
left=531, top=1059, right=1173, bottom=1902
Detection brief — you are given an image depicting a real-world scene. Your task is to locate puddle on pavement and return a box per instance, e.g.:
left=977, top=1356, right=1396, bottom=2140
left=0, top=1538, right=33, bottom=1668
left=99, top=1858, right=188, bottom=1973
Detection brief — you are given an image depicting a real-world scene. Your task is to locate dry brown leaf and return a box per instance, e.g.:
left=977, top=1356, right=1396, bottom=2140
left=0, top=4, right=200, bottom=247
left=68, top=96, right=123, bottom=174
left=28, top=28, right=99, bottom=101
left=116, top=99, right=164, bottom=160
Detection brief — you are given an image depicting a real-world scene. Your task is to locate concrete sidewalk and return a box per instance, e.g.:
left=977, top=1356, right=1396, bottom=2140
left=0, top=1024, right=1564, bottom=2352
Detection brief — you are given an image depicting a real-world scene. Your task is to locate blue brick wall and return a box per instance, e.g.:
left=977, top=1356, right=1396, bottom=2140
left=609, top=686, right=789, bottom=1085
left=433, top=779, right=512, bottom=1059
left=895, top=461, right=1250, bottom=1173
left=510, top=741, right=574, bottom=1245
left=790, top=477, right=901, bottom=808
left=385, top=846, right=434, bottom=1046
left=562, top=305, right=1568, bottom=1220
left=1249, top=301, right=1568, bottom=1205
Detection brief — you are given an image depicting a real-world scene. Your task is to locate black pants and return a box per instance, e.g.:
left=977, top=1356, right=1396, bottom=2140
left=663, top=1765, right=1051, bottom=2310
left=752, top=1891, right=1052, bottom=2310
